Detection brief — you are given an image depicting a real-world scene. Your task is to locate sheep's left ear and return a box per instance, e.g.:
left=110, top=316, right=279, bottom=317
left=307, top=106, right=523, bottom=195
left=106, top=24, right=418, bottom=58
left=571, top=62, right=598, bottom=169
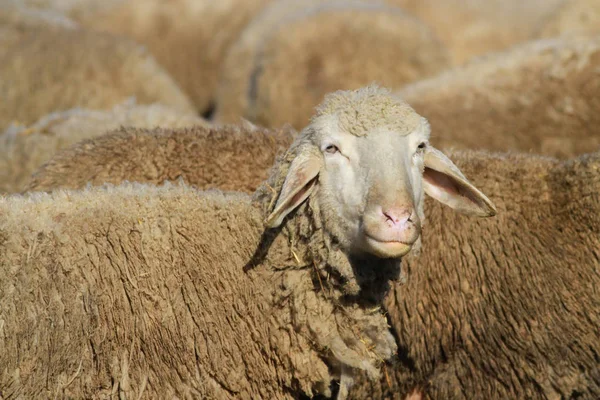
left=266, top=147, right=322, bottom=228
left=423, top=147, right=497, bottom=217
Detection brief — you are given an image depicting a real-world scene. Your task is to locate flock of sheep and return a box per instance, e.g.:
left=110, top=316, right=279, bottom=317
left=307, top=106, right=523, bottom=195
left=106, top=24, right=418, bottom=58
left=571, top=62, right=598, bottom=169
left=1, top=0, right=599, bottom=399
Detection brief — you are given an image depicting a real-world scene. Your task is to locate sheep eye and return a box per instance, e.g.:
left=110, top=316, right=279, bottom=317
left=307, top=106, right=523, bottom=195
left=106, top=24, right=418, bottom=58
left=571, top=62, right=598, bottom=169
left=417, top=142, right=427, bottom=152
left=325, top=144, right=339, bottom=154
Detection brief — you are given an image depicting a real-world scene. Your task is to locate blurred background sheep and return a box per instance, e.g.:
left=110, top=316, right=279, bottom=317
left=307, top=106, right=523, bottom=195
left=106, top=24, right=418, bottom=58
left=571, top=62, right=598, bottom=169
left=389, top=0, right=565, bottom=64
left=2, top=0, right=600, bottom=398
left=0, top=4, right=196, bottom=131
left=398, top=35, right=600, bottom=158
left=18, top=0, right=274, bottom=116
left=535, top=0, right=600, bottom=39
left=213, top=0, right=450, bottom=129
left=0, top=0, right=77, bottom=29
left=8, top=0, right=599, bottom=136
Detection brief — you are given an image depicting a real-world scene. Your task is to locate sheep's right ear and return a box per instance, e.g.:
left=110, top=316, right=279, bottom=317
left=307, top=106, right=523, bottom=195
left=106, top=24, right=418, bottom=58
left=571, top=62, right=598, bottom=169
left=266, top=148, right=322, bottom=228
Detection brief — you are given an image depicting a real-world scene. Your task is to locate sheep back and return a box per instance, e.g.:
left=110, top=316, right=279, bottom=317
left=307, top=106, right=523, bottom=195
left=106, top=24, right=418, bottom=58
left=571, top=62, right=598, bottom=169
left=1, top=102, right=206, bottom=194
left=25, top=124, right=295, bottom=193
left=389, top=0, right=564, bottom=64
left=535, top=0, right=600, bottom=39
left=66, top=0, right=274, bottom=114
left=398, top=36, right=600, bottom=158
left=0, top=16, right=195, bottom=131
left=215, top=0, right=450, bottom=129
left=0, top=184, right=330, bottom=398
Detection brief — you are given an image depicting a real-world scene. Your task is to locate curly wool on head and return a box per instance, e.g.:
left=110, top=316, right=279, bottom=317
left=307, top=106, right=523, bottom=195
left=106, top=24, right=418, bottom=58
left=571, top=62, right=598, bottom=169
left=314, top=84, right=423, bottom=137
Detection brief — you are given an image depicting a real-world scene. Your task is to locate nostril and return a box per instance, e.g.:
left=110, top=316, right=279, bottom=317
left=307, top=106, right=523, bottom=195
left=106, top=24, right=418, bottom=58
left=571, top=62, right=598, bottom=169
left=383, top=211, right=395, bottom=224
left=382, top=208, right=411, bottom=226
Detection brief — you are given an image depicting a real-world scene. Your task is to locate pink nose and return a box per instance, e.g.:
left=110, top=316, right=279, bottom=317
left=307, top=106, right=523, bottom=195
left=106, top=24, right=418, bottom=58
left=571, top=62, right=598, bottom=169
left=362, top=206, right=421, bottom=249
left=377, top=207, right=420, bottom=244
left=382, top=208, right=414, bottom=229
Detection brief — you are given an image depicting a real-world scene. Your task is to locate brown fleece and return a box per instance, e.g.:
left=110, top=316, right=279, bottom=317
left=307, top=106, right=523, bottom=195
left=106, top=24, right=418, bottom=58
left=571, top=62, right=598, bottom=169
left=0, top=15, right=195, bottom=131
left=0, top=184, right=330, bottom=399
left=398, top=36, right=600, bottom=159
left=350, top=149, right=600, bottom=399
left=1, top=102, right=207, bottom=194
left=70, top=0, right=274, bottom=114
left=535, top=0, right=600, bottom=39
left=29, top=130, right=600, bottom=399
left=26, top=124, right=296, bottom=193
left=0, top=183, right=394, bottom=398
left=389, top=0, right=564, bottom=64
left=214, top=0, right=449, bottom=129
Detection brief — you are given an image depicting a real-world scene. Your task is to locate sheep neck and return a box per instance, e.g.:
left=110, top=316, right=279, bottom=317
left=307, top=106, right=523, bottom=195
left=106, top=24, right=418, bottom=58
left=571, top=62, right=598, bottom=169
left=248, top=193, right=399, bottom=396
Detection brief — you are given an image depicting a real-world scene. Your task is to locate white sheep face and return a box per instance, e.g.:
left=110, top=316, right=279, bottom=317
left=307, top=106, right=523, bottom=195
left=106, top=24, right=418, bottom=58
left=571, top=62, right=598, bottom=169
left=266, top=97, right=496, bottom=260
left=313, top=114, right=429, bottom=258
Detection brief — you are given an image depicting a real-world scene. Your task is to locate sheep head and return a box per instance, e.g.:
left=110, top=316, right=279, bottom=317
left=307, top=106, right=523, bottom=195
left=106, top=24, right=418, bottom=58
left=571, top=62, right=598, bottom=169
left=266, top=85, right=496, bottom=260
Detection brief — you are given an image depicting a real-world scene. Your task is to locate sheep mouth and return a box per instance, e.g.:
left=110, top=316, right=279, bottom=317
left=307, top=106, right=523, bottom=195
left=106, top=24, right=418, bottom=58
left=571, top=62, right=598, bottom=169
left=363, top=235, right=414, bottom=258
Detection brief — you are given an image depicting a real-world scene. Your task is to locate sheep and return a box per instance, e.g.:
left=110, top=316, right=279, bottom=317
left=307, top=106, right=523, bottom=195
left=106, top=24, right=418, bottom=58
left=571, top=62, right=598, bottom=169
left=0, top=12, right=195, bottom=131
left=397, top=35, right=600, bottom=159
left=535, top=0, right=600, bottom=39
left=25, top=123, right=295, bottom=193
left=0, top=101, right=207, bottom=194
left=348, top=148, right=600, bottom=399
left=0, top=85, right=496, bottom=399
left=26, top=95, right=600, bottom=399
left=214, top=0, right=450, bottom=129
left=21, top=0, right=275, bottom=115
left=388, top=0, right=565, bottom=64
